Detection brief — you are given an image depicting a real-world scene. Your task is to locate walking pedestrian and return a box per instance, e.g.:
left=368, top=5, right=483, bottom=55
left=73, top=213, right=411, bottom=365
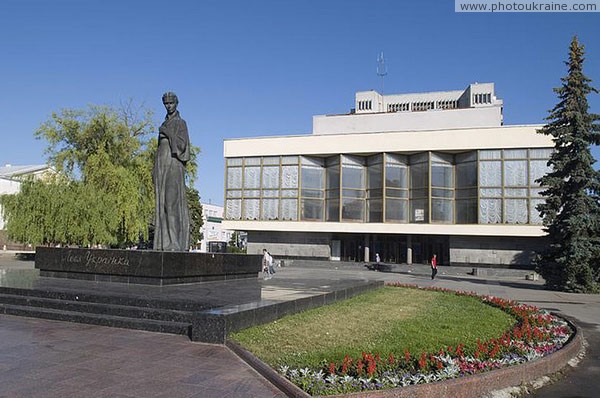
left=431, top=254, right=438, bottom=280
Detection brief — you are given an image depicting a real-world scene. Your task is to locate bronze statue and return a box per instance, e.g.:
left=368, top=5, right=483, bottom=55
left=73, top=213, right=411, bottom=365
left=153, top=92, right=190, bottom=251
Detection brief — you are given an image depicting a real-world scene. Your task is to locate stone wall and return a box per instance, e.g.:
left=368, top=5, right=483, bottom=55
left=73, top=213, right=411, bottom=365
left=449, top=235, right=548, bottom=267
left=247, top=231, right=331, bottom=259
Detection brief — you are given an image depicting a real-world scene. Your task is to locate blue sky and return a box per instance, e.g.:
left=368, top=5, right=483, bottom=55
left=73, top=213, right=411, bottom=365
left=1, top=0, right=598, bottom=205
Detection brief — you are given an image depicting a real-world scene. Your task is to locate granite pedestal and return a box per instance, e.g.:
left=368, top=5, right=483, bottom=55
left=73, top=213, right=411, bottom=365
left=35, top=247, right=262, bottom=285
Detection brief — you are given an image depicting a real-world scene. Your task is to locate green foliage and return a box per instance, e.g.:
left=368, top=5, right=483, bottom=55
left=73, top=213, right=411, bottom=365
left=227, top=231, right=246, bottom=253
left=2, top=101, right=200, bottom=248
left=187, top=186, right=203, bottom=245
left=535, top=37, right=600, bottom=293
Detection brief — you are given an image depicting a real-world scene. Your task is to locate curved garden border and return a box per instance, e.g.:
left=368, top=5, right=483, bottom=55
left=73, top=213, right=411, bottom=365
left=227, top=318, right=582, bottom=398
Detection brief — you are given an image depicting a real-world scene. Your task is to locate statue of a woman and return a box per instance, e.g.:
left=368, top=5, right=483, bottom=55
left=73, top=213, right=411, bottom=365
left=153, top=92, right=190, bottom=251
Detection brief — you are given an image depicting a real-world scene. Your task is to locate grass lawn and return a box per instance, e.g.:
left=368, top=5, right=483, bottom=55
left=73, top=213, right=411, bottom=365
left=230, top=286, right=516, bottom=369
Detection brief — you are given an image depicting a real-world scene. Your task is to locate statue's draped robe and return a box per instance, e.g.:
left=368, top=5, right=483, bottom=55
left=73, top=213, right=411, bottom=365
left=153, top=111, right=190, bottom=251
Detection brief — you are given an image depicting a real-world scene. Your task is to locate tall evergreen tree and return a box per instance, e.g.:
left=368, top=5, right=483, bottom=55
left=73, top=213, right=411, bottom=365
left=535, top=36, right=600, bottom=293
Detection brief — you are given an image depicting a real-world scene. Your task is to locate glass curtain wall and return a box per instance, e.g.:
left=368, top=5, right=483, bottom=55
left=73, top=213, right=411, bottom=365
left=430, top=153, right=454, bottom=223
left=301, top=156, right=325, bottom=220
left=409, top=153, right=429, bottom=223
left=384, top=154, right=409, bottom=222
left=455, top=151, right=477, bottom=223
left=341, top=155, right=366, bottom=221
left=280, top=156, right=299, bottom=220
left=224, top=148, right=551, bottom=225
left=478, top=149, right=552, bottom=224
left=529, top=148, right=553, bottom=224
left=326, top=156, right=340, bottom=221
left=367, top=154, right=383, bottom=222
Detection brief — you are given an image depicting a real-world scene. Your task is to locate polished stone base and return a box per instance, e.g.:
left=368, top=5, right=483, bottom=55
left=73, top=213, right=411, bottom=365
left=0, top=267, right=383, bottom=343
left=35, top=247, right=262, bottom=285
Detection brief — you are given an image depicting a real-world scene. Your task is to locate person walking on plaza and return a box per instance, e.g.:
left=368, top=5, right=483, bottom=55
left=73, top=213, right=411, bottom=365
left=431, top=254, right=438, bottom=280
left=262, top=249, right=274, bottom=280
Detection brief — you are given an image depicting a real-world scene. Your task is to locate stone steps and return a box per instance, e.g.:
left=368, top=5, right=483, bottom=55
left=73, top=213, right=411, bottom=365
left=0, top=289, right=193, bottom=338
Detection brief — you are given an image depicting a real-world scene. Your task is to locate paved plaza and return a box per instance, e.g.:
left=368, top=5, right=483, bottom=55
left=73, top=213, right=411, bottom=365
left=0, top=256, right=598, bottom=397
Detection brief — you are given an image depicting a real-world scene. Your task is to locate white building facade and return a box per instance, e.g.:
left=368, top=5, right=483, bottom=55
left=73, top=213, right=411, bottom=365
left=222, top=84, right=552, bottom=267
left=0, top=164, right=53, bottom=230
left=199, top=203, right=235, bottom=252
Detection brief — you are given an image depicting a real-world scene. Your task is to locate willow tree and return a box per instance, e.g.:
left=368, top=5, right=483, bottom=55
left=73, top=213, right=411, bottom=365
left=1, top=102, right=199, bottom=247
left=535, top=37, right=600, bottom=293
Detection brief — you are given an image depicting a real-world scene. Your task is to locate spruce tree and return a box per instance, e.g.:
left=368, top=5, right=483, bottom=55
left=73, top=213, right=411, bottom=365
left=535, top=36, right=600, bottom=293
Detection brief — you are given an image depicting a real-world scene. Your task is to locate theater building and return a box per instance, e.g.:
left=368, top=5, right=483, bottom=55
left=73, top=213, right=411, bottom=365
left=222, top=83, right=552, bottom=266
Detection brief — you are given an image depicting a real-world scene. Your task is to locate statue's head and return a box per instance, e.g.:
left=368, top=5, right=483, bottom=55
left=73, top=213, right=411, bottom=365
left=162, top=91, right=179, bottom=104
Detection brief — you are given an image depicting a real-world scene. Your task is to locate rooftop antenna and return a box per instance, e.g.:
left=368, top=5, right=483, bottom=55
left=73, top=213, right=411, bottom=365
left=376, top=51, right=387, bottom=95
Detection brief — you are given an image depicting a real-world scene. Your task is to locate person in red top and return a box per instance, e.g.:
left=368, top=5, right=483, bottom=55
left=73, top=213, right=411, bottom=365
left=431, top=254, right=438, bottom=280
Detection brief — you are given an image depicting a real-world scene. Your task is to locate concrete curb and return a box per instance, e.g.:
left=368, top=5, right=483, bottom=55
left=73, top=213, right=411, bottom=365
left=228, top=318, right=583, bottom=398
left=226, top=339, right=310, bottom=398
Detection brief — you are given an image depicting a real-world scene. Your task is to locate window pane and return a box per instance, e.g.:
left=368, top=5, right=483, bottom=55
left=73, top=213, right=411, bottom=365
left=281, top=165, right=299, bottom=188
left=281, top=199, right=298, bottom=220
left=529, top=159, right=551, bottom=185
left=431, top=152, right=453, bottom=164
left=529, top=148, right=553, bottom=159
left=368, top=163, right=383, bottom=190
left=456, top=188, right=477, bottom=198
left=456, top=162, right=477, bottom=188
left=432, top=188, right=454, bottom=198
left=343, top=189, right=366, bottom=198
left=243, top=190, right=260, bottom=197
left=431, top=164, right=453, bottom=188
left=480, top=188, right=502, bottom=197
left=385, top=164, right=407, bottom=188
left=479, top=150, right=502, bottom=160
left=282, top=156, right=298, bottom=165
left=327, top=166, right=340, bottom=190
left=244, top=157, right=261, bottom=166
left=456, top=151, right=477, bottom=163
left=225, top=199, right=241, bottom=220
left=302, top=166, right=324, bottom=189
left=410, top=163, right=428, bottom=189
left=262, top=189, right=279, bottom=197
left=456, top=199, right=477, bottom=224
left=385, top=153, right=408, bottom=164
left=504, top=188, right=528, bottom=197
left=479, top=198, right=502, bottom=224
left=410, top=199, right=428, bottom=223
left=262, top=156, right=280, bottom=165
left=261, top=199, right=279, bottom=220
left=503, top=149, right=528, bottom=159
left=301, top=189, right=325, bottom=198
left=326, top=198, right=340, bottom=221
left=432, top=199, right=453, bottom=222
left=368, top=199, right=383, bottom=222
left=342, top=198, right=364, bottom=221
left=243, top=199, right=260, bottom=220
left=342, top=164, right=365, bottom=189
left=243, top=166, right=261, bottom=188
left=301, top=156, right=324, bottom=167
left=530, top=198, right=544, bottom=224
left=227, top=167, right=242, bottom=189
left=504, top=199, right=528, bottom=224
left=281, top=189, right=298, bottom=197
left=386, top=188, right=408, bottom=198
left=227, top=158, right=242, bottom=166
left=504, top=160, right=528, bottom=187
left=262, top=166, right=279, bottom=189
left=301, top=199, right=323, bottom=220
left=226, top=190, right=242, bottom=198
left=385, top=198, right=408, bottom=222
left=479, top=161, right=502, bottom=187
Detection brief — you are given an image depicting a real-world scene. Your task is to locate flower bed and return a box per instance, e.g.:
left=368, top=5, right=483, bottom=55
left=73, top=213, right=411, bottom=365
left=279, top=284, right=573, bottom=396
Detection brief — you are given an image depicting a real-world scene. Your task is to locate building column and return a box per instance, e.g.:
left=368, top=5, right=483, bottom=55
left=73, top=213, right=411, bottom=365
left=364, top=234, right=370, bottom=263
left=406, top=235, right=412, bottom=265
